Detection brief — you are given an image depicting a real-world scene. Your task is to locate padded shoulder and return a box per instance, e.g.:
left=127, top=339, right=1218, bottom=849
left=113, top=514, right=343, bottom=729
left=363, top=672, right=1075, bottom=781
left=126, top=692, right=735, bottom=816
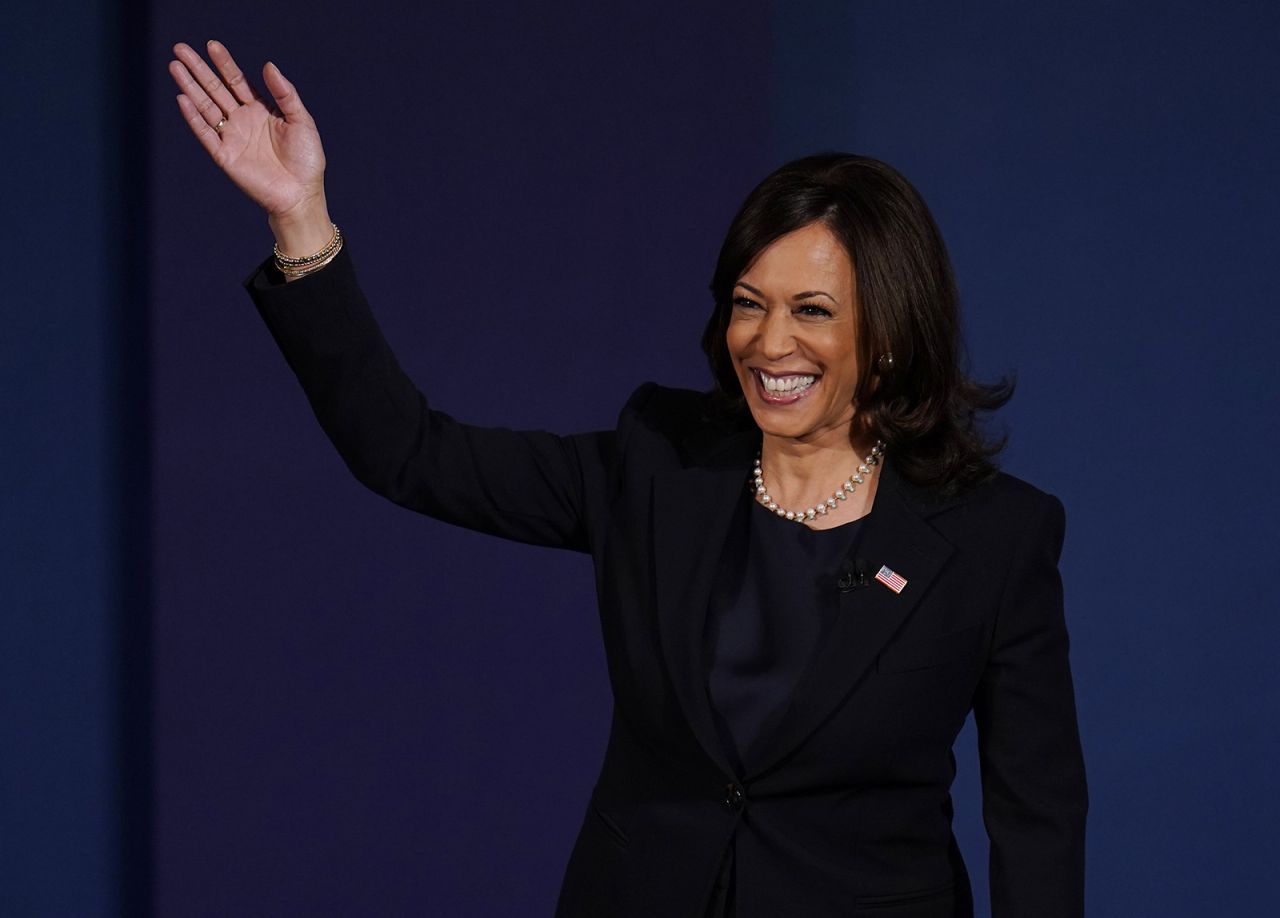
left=981, top=470, right=1063, bottom=515
left=925, top=467, right=1067, bottom=566
left=617, top=383, right=755, bottom=467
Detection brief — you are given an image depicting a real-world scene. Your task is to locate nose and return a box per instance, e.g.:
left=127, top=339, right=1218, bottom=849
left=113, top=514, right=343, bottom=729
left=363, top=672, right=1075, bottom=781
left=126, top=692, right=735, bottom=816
left=757, top=309, right=795, bottom=360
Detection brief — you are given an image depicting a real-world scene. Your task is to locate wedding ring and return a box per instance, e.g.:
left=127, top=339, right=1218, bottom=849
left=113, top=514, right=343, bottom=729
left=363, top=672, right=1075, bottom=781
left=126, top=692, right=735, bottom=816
left=214, top=118, right=226, bottom=134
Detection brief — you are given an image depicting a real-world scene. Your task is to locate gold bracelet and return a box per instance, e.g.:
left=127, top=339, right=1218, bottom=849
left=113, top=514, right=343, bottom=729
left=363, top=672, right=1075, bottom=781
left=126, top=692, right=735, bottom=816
left=277, top=236, right=344, bottom=278
left=273, top=222, right=342, bottom=268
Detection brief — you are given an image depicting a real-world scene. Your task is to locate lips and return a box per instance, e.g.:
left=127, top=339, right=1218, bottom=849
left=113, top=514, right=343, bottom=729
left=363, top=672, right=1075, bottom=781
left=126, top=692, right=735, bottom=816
left=753, top=369, right=819, bottom=405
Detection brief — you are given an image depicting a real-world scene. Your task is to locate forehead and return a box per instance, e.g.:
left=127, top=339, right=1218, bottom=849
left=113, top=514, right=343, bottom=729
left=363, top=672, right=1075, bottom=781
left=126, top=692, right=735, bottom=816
left=737, top=222, right=855, bottom=293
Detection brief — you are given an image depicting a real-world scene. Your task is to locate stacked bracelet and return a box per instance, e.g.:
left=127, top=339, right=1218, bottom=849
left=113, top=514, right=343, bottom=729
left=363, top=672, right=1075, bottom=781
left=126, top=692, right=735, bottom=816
left=273, top=223, right=344, bottom=278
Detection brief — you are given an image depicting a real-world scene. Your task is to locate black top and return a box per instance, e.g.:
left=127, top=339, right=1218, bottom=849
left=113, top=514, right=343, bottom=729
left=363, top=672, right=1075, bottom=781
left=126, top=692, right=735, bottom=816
left=702, top=487, right=868, bottom=917
left=705, top=487, right=868, bottom=776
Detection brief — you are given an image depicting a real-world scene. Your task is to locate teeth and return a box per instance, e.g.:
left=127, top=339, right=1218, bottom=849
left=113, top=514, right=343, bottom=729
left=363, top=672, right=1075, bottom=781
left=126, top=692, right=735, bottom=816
left=760, top=372, right=816, bottom=393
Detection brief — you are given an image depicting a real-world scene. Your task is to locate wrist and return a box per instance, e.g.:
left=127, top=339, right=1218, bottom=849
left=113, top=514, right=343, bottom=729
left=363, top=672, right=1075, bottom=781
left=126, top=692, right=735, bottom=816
left=268, top=194, right=333, bottom=258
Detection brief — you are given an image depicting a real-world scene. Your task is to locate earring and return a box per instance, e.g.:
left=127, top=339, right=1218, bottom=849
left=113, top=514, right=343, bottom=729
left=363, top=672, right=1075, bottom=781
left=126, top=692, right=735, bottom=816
left=877, top=352, right=895, bottom=373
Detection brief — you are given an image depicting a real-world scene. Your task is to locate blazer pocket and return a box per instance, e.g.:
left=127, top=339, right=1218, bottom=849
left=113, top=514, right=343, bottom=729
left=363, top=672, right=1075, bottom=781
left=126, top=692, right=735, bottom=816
left=589, top=802, right=630, bottom=850
left=876, top=626, right=983, bottom=674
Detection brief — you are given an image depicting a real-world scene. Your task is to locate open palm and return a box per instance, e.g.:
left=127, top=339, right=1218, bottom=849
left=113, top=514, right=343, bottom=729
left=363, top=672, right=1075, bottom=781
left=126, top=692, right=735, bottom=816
left=169, top=41, right=325, bottom=220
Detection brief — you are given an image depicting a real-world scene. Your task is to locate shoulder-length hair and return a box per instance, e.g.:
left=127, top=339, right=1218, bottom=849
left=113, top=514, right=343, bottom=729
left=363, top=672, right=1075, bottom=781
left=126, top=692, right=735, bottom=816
left=701, top=153, right=1013, bottom=495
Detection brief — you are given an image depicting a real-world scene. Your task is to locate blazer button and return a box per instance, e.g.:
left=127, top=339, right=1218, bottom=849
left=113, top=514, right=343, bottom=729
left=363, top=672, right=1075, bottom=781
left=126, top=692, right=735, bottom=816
left=724, top=783, right=745, bottom=811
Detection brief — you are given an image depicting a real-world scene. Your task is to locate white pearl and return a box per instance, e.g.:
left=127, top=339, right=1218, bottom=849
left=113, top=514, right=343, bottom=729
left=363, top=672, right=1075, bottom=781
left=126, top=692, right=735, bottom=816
left=751, top=445, right=883, bottom=523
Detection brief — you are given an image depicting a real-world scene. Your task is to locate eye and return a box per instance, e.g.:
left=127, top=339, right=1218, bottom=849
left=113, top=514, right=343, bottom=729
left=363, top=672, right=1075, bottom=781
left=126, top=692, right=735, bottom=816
left=732, top=296, right=763, bottom=310
left=796, top=302, right=833, bottom=318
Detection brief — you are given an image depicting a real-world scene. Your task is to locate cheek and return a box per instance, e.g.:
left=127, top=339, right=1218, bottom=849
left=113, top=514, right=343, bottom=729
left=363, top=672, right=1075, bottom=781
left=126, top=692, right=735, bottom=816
left=724, top=322, right=750, bottom=361
left=822, top=328, right=860, bottom=376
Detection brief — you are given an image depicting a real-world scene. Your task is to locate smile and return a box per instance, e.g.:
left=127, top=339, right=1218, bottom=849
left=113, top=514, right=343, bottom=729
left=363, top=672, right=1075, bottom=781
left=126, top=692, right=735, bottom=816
left=753, top=370, right=818, bottom=404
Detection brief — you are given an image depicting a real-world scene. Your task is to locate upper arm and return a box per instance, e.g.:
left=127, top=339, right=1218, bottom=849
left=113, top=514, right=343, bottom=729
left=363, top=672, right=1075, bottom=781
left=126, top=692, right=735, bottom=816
left=974, top=492, right=1088, bottom=917
left=246, top=248, right=653, bottom=551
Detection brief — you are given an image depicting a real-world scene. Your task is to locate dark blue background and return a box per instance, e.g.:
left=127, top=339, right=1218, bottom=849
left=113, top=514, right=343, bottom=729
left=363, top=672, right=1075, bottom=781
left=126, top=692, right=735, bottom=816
left=4, top=1, right=1277, bottom=915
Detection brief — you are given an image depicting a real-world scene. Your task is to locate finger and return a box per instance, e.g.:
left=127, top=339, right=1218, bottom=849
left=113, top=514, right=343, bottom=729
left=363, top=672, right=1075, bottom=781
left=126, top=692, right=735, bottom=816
left=172, top=41, right=239, bottom=119
left=168, top=58, right=227, bottom=130
left=206, top=39, right=259, bottom=106
left=175, top=93, right=221, bottom=158
left=262, top=61, right=314, bottom=126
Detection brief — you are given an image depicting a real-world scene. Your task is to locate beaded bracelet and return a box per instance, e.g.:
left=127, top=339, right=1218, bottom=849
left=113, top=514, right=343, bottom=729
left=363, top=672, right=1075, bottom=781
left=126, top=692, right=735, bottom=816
left=276, top=236, right=345, bottom=279
left=274, top=222, right=343, bottom=275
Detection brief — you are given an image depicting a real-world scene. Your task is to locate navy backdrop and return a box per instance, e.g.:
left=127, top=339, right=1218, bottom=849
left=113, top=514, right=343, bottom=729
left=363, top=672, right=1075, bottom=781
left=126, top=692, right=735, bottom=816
left=4, top=1, right=1278, bottom=915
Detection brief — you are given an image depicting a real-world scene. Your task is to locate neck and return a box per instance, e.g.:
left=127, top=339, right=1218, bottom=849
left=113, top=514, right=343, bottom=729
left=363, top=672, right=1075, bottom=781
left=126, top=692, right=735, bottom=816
left=758, top=429, right=882, bottom=520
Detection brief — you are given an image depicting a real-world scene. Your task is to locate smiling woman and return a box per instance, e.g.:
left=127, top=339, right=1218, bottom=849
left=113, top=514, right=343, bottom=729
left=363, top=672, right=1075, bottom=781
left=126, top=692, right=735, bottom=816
left=730, top=225, right=861, bottom=434
left=703, top=154, right=1016, bottom=505
left=724, top=222, right=872, bottom=528
left=169, top=39, right=1085, bottom=918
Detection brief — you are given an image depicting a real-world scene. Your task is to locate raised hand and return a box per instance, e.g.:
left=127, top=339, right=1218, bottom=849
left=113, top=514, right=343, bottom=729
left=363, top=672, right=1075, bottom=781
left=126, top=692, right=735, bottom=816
left=170, top=40, right=332, bottom=255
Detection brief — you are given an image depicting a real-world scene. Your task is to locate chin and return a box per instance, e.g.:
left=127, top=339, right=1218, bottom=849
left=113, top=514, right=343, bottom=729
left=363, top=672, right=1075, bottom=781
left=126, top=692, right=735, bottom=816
left=744, top=398, right=856, bottom=446
left=745, top=406, right=822, bottom=442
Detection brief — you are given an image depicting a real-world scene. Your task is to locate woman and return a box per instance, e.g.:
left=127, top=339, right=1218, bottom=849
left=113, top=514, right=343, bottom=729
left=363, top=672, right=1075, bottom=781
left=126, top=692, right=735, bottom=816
left=169, top=40, right=1086, bottom=918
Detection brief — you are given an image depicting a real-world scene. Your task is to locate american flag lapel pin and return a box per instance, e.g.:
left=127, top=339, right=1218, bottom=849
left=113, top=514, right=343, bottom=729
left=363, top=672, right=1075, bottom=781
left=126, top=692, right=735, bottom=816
left=875, top=564, right=908, bottom=594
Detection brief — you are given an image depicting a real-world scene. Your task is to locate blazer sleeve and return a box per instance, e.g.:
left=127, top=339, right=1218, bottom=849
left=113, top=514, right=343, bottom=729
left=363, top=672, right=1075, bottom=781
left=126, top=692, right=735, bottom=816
left=243, top=247, right=641, bottom=552
left=973, top=493, right=1088, bottom=917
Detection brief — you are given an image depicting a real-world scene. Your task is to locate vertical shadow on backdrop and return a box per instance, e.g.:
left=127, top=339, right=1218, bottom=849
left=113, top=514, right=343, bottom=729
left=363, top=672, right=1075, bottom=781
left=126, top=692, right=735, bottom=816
left=107, top=5, right=153, bottom=916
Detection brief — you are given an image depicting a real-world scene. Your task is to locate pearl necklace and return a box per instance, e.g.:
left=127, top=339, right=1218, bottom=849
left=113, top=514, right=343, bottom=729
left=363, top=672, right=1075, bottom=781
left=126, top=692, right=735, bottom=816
left=751, top=441, right=885, bottom=525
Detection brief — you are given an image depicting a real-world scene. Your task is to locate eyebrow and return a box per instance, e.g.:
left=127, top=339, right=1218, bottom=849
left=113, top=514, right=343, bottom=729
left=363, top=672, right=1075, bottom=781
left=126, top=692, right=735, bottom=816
left=734, top=281, right=840, bottom=306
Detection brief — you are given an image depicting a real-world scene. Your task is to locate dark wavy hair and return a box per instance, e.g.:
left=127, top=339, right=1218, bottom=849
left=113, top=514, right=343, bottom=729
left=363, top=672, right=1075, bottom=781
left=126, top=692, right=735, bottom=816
left=701, top=153, right=1013, bottom=495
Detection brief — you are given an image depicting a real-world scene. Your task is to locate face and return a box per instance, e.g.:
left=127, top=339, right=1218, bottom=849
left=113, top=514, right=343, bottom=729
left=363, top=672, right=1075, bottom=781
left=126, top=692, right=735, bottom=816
left=725, top=221, right=861, bottom=445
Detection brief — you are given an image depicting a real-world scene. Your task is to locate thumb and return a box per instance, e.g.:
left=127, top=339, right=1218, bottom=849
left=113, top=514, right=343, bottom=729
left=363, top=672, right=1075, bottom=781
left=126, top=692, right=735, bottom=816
left=263, top=61, right=313, bottom=125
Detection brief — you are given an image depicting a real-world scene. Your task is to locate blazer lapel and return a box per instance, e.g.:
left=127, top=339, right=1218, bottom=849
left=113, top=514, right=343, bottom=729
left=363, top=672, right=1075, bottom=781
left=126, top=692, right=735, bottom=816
left=652, top=426, right=757, bottom=778
left=743, top=455, right=957, bottom=780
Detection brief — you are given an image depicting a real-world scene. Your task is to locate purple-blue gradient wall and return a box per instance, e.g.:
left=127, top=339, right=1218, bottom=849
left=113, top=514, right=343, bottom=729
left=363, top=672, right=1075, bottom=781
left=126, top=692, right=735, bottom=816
left=768, top=4, right=1280, bottom=915
left=145, top=3, right=772, bottom=916
left=6, top=2, right=1278, bottom=915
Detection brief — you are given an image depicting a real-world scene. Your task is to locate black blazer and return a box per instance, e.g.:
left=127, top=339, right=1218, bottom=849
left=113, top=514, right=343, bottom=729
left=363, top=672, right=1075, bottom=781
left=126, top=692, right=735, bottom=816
left=248, top=249, right=1087, bottom=918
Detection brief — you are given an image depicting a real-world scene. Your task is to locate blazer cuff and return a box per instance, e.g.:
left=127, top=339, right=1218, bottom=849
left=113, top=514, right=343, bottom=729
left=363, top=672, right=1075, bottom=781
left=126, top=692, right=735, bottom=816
left=242, top=244, right=364, bottom=338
